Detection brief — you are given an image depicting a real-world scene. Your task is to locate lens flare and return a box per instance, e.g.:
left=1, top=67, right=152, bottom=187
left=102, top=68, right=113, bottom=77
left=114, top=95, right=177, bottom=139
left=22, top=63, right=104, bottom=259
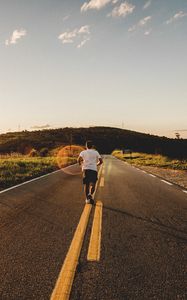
left=56, top=145, right=84, bottom=175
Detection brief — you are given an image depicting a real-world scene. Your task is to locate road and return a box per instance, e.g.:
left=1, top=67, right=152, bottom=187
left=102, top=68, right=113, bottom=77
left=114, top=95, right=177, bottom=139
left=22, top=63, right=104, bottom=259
left=0, top=155, right=186, bottom=299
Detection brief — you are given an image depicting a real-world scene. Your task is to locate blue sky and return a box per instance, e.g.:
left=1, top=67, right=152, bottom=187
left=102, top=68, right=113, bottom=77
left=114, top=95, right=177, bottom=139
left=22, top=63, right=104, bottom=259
left=0, top=0, right=187, bottom=138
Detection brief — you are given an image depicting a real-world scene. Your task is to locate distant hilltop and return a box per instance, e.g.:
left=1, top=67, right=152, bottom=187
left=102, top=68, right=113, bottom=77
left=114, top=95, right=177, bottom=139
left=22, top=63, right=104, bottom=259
left=0, top=126, right=186, bottom=159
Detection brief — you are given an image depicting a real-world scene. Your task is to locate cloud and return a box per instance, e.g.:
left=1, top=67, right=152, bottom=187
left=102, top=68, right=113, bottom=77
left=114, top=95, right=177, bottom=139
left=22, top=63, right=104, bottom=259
left=31, top=124, right=51, bottom=130
left=139, top=15, right=151, bottom=26
left=77, top=37, right=90, bottom=48
left=58, top=25, right=91, bottom=48
left=81, top=0, right=111, bottom=12
left=58, top=29, right=77, bottom=44
left=143, top=0, right=152, bottom=10
left=78, top=25, right=90, bottom=34
left=63, top=15, right=70, bottom=22
left=128, top=24, right=136, bottom=32
left=109, top=1, right=135, bottom=18
left=144, top=28, right=152, bottom=35
left=166, top=11, right=187, bottom=24
left=128, top=16, right=151, bottom=32
left=5, top=29, right=27, bottom=46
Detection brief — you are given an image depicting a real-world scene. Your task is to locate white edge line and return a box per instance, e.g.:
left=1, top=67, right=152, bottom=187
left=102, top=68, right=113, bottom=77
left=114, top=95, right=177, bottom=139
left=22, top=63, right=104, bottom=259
left=161, top=180, right=173, bottom=186
left=149, top=174, right=156, bottom=178
left=115, top=156, right=187, bottom=192
left=0, top=169, right=61, bottom=194
left=0, top=163, right=79, bottom=195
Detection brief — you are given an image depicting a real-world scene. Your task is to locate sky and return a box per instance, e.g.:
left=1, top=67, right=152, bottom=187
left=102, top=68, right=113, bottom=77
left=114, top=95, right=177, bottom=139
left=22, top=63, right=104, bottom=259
left=0, top=0, right=187, bottom=138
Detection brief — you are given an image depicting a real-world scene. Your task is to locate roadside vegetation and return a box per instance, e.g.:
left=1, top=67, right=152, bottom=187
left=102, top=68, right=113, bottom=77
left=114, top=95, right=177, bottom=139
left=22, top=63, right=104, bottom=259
left=0, top=150, right=77, bottom=191
left=0, top=124, right=187, bottom=191
left=0, top=126, right=186, bottom=159
left=112, top=150, right=187, bottom=171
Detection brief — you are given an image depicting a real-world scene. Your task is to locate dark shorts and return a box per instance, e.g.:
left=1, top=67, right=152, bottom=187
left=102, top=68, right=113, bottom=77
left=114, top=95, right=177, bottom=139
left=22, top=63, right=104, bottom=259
left=83, top=169, right=98, bottom=185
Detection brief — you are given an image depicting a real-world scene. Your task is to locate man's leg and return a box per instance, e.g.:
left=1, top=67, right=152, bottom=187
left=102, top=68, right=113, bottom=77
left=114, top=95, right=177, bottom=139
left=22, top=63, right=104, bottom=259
left=83, top=170, right=95, bottom=204
left=83, top=170, right=89, bottom=200
left=90, top=182, right=96, bottom=196
left=84, top=183, right=94, bottom=204
left=84, top=183, right=90, bottom=199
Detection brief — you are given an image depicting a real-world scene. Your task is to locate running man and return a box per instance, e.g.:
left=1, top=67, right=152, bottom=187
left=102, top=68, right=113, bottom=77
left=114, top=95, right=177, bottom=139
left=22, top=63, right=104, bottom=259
left=78, top=141, right=103, bottom=204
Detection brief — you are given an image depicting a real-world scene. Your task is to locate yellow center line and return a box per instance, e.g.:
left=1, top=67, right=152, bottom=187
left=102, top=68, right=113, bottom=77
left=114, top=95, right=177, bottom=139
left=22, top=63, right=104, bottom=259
left=99, top=177, right=104, bottom=187
left=50, top=204, right=92, bottom=300
left=50, top=164, right=103, bottom=300
left=87, top=200, right=103, bottom=261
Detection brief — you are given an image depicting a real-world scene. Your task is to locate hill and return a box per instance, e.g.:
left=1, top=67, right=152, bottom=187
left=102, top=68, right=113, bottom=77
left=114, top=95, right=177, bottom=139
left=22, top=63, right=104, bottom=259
left=0, top=127, right=186, bottom=159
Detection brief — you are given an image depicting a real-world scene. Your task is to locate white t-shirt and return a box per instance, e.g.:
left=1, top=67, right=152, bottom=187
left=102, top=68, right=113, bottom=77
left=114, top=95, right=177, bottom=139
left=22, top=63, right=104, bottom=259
left=79, top=149, right=101, bottom=171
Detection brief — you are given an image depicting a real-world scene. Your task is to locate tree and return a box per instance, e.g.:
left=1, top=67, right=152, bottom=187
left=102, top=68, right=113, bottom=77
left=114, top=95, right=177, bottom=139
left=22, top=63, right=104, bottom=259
left=175, top=132, right=180, bottom=139
left=39, top=147, right=49, bottom=157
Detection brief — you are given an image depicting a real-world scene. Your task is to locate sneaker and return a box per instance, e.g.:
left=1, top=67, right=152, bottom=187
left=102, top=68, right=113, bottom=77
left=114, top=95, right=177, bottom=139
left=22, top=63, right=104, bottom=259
left=88, top=194, right=94, bottom=205
left=85, top=198, right=91, bottom=204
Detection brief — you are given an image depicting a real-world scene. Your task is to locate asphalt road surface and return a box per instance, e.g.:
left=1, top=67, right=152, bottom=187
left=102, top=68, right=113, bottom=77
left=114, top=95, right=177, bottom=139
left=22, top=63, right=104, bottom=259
left=0, top=155, right=186, bottom=299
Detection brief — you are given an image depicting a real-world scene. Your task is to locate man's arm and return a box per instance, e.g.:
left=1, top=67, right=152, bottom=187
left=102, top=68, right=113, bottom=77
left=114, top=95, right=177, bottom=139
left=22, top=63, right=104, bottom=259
left=97, top=157, right=103, bottom=166
left=77, top=155, right=83, bottom=165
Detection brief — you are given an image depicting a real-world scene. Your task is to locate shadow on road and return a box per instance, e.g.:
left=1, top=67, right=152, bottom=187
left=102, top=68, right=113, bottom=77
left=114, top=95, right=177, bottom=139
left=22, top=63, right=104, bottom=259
left=104, top=205, right=187, bottom=242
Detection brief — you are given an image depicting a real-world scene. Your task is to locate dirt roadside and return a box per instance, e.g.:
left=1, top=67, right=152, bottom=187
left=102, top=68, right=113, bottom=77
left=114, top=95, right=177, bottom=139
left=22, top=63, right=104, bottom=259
left=136, top=165, right=187, bottom=189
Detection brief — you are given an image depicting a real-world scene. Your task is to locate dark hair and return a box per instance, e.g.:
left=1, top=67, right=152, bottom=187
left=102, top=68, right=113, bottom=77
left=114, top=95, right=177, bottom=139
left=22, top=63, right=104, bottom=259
left=86, top=140, right=93, bottom=149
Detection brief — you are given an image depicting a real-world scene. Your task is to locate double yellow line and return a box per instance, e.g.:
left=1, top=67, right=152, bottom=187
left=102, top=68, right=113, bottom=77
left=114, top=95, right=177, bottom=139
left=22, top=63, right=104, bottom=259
left=51, top=166, right=103, bottom=300
left=87, top=200, right=103, bottom=261
left=51, top=204, right=92, bottom=300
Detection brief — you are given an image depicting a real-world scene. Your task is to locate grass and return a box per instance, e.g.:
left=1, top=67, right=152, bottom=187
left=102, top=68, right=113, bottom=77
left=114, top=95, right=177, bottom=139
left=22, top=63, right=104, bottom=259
left=0, top=154, right=77, bottom=191
left=112, top=150, right=187, bottom=171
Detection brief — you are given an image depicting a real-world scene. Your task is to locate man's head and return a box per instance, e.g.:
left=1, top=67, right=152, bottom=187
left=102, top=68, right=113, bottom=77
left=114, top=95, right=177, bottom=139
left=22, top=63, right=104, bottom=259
left=86, top=140, right=93, bottom=149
